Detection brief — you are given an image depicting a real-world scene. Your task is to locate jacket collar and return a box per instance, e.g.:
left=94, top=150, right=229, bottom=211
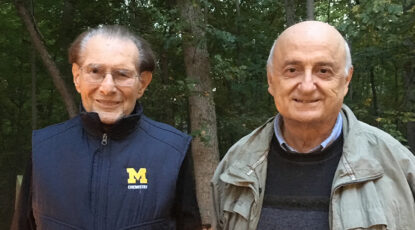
left=332, top=105, right=384, bottom=188
left=219, top=117, right=274, bottom=199
left=80, top=103, right=143, bottom=140
left=221, top=105, right=385, bottom=189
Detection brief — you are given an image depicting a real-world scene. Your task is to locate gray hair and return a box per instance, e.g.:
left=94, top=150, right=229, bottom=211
left=267, top=39, right=353, bottom=76
left=68, top=25, right=155, bottom=73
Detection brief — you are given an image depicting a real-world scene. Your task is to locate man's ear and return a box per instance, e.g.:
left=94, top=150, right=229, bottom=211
left=137, top=71, right=153, bottom=99
left=343, top=67, right=354, bottom=96
left=72, top=63, right=81, bottom=93
left=267, top=69, right=275, bottom=96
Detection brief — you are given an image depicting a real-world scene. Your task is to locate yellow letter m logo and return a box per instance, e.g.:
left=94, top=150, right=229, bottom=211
left=126, top=168, right=148, bottom=184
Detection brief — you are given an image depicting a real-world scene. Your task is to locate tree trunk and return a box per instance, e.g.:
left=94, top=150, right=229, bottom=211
left=402, top=1, right=415, bottom=152
left=327, top=0, right=332, bottom=23
left=177, top=0, right=219, bottom=227
left=369, top=67, right=379, bottom=116
left=160, top=51, right=169, bottom=84
left=346, top=0, right=355, bottom=101
left=29, top=0, right=37, bottom=130
left=394, top=62, right=399, bottom=105
left=404, top=62, right=415, bottom=111
left=14, top=0, right=77, bottom=118
left=235, top=0, right=240, bottom=18
left=59, top=0, right=74, bottom=49
left=58, top=0, right=76, bottom=83
left=31, top=48, right=37, bottom=130
left=284, top=0, right=296, bottom=26
left=235, top=0, right=241, bottom=63
left=307, top=0, right=314, bottom=20
left=404, top=61, right=415, bottom=152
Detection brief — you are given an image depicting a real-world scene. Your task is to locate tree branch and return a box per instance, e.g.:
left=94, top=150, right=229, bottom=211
left=14, top=0, right=77, bottom=118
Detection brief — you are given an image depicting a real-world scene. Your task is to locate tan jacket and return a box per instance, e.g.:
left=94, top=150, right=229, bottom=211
left=211, top=105, right=415, bottom=230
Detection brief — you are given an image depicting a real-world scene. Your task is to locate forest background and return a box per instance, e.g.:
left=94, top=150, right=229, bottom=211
left=1, top=0, right=415, bottom=228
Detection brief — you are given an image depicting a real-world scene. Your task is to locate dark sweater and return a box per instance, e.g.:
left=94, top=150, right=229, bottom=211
left=257, top=134, right=343, bottom=230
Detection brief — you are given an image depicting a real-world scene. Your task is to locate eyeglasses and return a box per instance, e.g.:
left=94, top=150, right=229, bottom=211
left=80, top=64, right=139, bottom=86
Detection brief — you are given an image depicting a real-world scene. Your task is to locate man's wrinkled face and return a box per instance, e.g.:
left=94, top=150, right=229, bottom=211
left=72, top=35, right=152, bottom=124
left=267, top=22, right=353, bottom=126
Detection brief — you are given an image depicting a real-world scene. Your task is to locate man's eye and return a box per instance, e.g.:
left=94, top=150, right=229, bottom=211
left=318, top=68, right=332, bottom=75
left=119, top=72, right=128, bottom=77
left=316, top=67, right=333, bottom=79
left=91, top=68, right=100, bottom=74
left=284, top=67, right=299, bottom=77
left=115, top=70, right=132, bottom=78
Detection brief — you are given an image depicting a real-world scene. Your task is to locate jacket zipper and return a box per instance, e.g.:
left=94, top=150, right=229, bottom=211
left=247, top=152, right=268, bottom=176
left=329, top=172, right=383, bottom=229
left=101, top=133, right=108, bottom=146
left=330, top=174, right=383, bottom=200
left=341, top=154, right=356, bottom=180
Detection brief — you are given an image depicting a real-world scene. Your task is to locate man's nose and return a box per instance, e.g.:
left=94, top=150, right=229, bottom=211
left=99, top=73, right=117, bottom=95
left=298, top=69, right=316, bottom=92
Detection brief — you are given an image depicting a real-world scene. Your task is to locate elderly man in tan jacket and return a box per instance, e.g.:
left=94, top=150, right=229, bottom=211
left=212, top=21, right=415, bottom=230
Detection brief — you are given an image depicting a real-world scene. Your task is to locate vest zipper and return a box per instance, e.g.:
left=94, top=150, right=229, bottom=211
left=101, top=133, right=108, bottom=146
left=95, top=133, right=108, bottom=230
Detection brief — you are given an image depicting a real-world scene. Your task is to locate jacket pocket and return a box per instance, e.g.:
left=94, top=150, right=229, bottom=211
left=120, top=218, right=174, bottom=230
left=222, top=190, right=254, bottom=220
left=219, top=185, right=256, bottom=230
left=37, top=214, right=83, bottom=230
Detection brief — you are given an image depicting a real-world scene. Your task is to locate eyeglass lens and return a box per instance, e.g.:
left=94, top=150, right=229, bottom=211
left=83, top=64, right=137, bottom=86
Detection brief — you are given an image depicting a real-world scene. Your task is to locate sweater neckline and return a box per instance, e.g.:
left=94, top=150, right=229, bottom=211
left=271, top=133, right=344, bottom=163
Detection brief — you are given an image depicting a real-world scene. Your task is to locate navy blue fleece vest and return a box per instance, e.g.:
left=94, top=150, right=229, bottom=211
left=31, top=115, right=191, bottom=230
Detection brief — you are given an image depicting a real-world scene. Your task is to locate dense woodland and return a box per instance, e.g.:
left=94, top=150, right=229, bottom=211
left=1, top=0, right=415, bottom=227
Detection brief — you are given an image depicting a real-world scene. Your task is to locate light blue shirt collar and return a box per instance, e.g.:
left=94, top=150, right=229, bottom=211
left=273, top=113, right=343, bottom=153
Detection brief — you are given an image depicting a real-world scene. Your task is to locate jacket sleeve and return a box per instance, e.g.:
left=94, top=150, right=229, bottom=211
left=400, top=146, right=415, bottom=197
left=211, top=156, right=227, bottom=230
left=10, top=157, right=36, bottom=230
left=173, top=148, right=203, bottom=230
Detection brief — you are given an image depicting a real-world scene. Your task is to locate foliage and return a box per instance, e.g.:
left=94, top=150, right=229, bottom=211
left=335, top=0, right=415, bottom=144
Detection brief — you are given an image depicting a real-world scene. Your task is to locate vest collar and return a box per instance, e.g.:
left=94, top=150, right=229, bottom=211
left=80, top=103, right=143, bottom=140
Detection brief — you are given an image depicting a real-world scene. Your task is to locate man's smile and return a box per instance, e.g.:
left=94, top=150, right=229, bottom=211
left=96, top=99, right=121, bottom=107
left=293, top=98, right=320, bottom=103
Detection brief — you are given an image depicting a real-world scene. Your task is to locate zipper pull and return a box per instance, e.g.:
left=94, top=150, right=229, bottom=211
left=101, top=133, right=108, bottom=146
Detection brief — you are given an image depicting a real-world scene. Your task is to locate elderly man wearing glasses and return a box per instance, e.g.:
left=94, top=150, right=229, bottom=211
left=12, top=25, right=201, bottom=230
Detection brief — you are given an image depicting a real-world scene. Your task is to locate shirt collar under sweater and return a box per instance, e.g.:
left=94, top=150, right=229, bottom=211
left=80, top=103, right=142, bottom=140
left=273, top=113, right=343, bottom=153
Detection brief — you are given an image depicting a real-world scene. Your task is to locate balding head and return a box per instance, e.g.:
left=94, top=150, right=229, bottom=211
left=266, top=21, right=354, bottom=131
left=267, top=21, right=352, bottom=76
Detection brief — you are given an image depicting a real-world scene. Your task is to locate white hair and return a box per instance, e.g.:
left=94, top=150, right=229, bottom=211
left=343, top=41, right=352, bottom=75
left=267, top=39, right=353, bottom=76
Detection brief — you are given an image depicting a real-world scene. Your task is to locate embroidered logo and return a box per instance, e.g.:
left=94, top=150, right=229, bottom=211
left=126, top=168, right=148, bottom=190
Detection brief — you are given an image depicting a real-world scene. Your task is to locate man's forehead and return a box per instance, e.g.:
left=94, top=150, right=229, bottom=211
left=271, top=21, right=346, bottom=64
left=277, top=22, right=343, bottom=48
left=279, top=21, right=342, bottom=40
left=83, top=35, right=136, bottom=53
left=80, top=35, right=138, bottom=67
left=276, top=39, right=343, bottom=57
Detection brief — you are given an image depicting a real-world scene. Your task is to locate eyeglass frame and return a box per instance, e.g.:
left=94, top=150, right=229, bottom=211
left=79, top=63, right=141, bottom=87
